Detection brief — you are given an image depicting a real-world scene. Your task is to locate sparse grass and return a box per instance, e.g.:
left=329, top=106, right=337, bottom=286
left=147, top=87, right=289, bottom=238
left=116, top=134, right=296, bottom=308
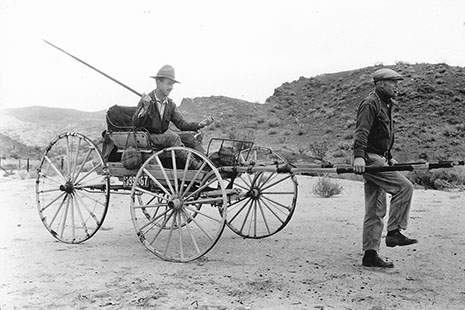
left=309, top=141, right=329, bottom=161
left=337, top=142, right=351, bottom=150
left=407, top=167, right=465, bottom=190
left=267, top=120, right=281, bottom=128
left=312, top=176, right=343, bottom=198
left=333, top=150, right=346, bottom=158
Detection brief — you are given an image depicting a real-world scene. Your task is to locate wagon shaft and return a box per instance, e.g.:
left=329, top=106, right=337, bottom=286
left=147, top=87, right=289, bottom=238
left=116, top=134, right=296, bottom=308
left=218, top=160, right=465, bottom=176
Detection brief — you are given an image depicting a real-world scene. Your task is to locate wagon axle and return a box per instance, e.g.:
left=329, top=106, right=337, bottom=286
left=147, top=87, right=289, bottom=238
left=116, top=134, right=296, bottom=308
left=59, top=181, right=75, bottom=194
left=168, top=198, right=183, bottom=211
left=249, top=187, right=261, bottom=199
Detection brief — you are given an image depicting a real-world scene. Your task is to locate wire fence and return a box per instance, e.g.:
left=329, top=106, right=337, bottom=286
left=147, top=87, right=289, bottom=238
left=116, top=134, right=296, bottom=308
left=0, top=157, right=39, bottom=178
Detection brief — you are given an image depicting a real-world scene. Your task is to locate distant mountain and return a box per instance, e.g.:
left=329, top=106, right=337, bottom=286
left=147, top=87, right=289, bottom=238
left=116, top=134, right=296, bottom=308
left=1, top=63, right=464, bottom=163
left=2, top=106, right=106, bottom=123
left=0, top=107, right=107, bottom=156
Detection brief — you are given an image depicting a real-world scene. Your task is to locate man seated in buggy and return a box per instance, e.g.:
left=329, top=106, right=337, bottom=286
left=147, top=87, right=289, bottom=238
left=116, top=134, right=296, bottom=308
left=102, top=65, right=214, bottom=169
left=133, top=65, right=214, bottom=152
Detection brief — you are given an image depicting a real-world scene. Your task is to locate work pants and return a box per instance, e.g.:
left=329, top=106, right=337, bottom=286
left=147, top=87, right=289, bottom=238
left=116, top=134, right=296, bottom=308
left=150, top=131, right=205, bottom=153
left=362, top=153, right=414, bottom=251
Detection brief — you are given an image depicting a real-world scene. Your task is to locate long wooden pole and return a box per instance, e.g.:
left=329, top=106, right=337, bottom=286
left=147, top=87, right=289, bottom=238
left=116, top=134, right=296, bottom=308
left=43, top=39, right=142, bottom=97
left=217, top=160, right=465, bottom=175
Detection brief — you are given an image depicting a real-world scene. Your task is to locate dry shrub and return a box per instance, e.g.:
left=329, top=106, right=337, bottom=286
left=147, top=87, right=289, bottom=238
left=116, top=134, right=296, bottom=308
left=309, top=141, right=329, bottom=161
left=312, top=177, right=343, bottom=198
left=407, top=167, right=465, bottom=190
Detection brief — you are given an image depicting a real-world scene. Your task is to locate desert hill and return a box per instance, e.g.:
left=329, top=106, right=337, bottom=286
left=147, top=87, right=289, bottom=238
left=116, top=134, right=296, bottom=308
left=264, top=62, right=465, bottom=162
left=181, top=63, right=465, bottom=163
left=2, top=106, right=106, bottom=123
left=1, top=62, right=464, bottom=163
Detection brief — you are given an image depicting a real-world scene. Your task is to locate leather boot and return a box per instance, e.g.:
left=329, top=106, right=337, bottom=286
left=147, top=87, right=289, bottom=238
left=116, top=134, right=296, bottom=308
left=386, top=230, right=418, bottom=247
left=362, top=250, right=394, bottom=268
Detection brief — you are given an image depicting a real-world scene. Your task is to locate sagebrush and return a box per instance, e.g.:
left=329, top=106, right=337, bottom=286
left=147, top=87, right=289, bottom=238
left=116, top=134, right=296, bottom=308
left=407, top=167, right=465, bottom=190
left=312, top=177, right=343, bottom=198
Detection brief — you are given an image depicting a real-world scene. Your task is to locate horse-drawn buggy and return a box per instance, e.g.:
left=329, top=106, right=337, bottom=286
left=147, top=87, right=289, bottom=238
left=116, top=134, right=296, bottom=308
left=36, top=105, right=299, bottom=262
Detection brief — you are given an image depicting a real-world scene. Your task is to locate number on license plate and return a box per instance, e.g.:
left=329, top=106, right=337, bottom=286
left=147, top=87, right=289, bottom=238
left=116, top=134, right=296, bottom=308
left=123, top=175, right=149, bottom=187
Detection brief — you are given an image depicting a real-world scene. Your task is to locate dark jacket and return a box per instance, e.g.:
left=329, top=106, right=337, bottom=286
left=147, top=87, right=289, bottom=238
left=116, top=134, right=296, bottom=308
left=353, top=89, right=394, bottom=159
left=132, top=90, right=200, bottom=134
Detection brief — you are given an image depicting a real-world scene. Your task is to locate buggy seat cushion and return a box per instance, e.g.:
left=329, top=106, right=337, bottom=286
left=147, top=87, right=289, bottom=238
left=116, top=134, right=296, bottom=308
left=106, top=105, right=138, bottom=131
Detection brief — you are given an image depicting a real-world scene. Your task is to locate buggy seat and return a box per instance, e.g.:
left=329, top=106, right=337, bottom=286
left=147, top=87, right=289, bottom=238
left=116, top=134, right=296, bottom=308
left=102, top=105, right=153, bottom=163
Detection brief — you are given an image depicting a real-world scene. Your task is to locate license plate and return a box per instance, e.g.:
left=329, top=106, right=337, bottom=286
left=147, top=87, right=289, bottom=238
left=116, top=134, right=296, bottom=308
left=123, top=175, right=150, bottom=187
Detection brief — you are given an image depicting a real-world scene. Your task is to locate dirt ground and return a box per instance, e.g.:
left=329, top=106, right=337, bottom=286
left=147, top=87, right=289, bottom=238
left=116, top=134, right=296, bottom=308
left=1, top=176, right=464, bottom=310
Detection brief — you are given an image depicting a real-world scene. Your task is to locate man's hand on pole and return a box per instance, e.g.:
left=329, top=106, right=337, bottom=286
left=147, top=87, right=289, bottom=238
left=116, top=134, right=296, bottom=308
left=353, top=157, right=366, bottom=174
left=137, top=93, right=151, bottom=118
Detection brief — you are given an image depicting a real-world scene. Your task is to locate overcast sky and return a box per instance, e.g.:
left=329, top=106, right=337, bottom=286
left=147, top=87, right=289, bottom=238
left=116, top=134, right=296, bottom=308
left=1, top=0, right=464, bottom=112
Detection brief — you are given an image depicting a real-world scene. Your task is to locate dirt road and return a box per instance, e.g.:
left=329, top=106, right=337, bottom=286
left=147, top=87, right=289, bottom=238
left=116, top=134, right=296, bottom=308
left=1, top=177, right=464, bottom=309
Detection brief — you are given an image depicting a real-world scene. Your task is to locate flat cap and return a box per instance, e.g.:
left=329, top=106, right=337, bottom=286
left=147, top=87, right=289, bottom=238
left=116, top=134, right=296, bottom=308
left=372, top=68, right=403, bottom=82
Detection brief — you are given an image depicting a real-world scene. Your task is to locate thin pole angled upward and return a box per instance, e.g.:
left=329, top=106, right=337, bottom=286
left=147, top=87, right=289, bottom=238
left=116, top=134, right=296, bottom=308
left=43, top=39, right=142, bottom=97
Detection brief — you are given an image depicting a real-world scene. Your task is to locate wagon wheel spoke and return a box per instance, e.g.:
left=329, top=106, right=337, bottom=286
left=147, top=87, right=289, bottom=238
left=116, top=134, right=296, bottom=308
left=147, top=210, right=175, bottom=245
left=228, top=197, right=253, bottom=224
left=180, top=210, right=201, bottom=254
left=256, top=199, right=272, bottom=235
left=47, top=194, right=68, bottom=228
left=180, top=162, right=209, bottom=198
left=135, top=191, right=167, bottom=221
left=259, top=196, right=287, bottom=223
left=73, top=195, right=91, bottom=238
left=135, top=184, right=170, bottom=202
left=142, top=168, right=172, bottom=197
left=138, top=208, right=172, bottom=234
left=260, top=194, right=293, bottom=213
left=184, top=176, right=219, bottom=201
left=44, top=155, right=67, bottom=182
left=36, top=132, right=109, bottom=244
left=72, top=148, right=93, bottom=183
left=179, top=151, right=192, bottom=193
left=74, top=191, right=105, bottom=225
left=154, top=155, right=175, bottom=196
left=171, top=149, right=179, bottom=195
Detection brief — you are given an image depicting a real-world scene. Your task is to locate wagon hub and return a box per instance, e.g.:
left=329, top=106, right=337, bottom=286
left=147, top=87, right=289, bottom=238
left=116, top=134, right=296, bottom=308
left=250, top=187, right=261, bottom=199
left=168, top=198, right=183, bottom=211
left=59, top=181, right=74, bottom=194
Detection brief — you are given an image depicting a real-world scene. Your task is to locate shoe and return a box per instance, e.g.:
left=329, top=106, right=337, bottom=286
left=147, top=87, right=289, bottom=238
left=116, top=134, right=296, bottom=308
left=362, top=251, right=394, bottom=268
left=386, top=230, right=418, bottom=247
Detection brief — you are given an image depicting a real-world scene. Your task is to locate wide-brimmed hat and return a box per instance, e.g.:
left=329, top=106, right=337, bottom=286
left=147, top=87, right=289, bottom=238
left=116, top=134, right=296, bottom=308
left=372, top=68, right=403, bottom=82
left=150, top=65, right=180, bottom=83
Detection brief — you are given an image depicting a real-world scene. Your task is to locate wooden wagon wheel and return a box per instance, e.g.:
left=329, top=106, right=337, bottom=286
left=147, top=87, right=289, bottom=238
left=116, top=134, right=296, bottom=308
left=130, top=146, right=227, bottom=262
left=36, top=132, right=110, bottom=243
left=223, top=146, right=298, bottom=239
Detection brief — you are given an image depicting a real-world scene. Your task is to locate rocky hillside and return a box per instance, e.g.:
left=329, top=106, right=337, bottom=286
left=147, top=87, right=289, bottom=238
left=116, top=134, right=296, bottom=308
left=181, top=63, right=465, bottom=163
left=0, top=107, right=107, bottom=157
left=1, top=63, right=464, bottom=163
